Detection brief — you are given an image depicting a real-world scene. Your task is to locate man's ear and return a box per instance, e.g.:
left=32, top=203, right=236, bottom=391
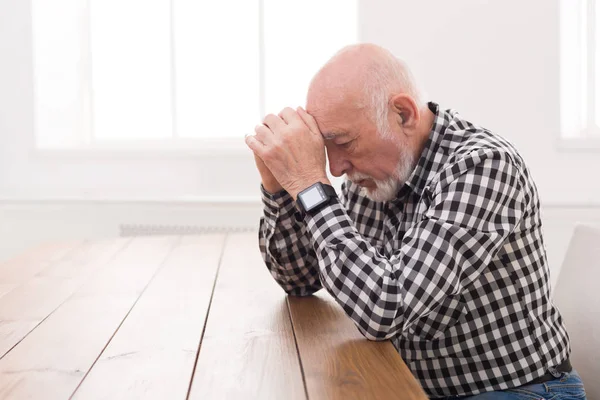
left=390, top=93, right=420, bottom=132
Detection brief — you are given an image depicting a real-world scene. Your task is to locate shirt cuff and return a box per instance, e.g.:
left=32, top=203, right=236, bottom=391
left=260, top=184, right=296, bottom=214
left=302, top=197, right=354, bottom=253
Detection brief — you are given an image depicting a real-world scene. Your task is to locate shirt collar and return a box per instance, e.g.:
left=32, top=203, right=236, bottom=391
left=395, top=101, right=450, bottom=200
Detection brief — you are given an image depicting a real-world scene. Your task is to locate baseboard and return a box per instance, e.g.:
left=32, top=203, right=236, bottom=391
left=119, top=223, right=257, bottom=236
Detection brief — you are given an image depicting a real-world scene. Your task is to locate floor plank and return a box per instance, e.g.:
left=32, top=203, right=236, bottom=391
left=188, top=233, right=306, bottom=400
left=0, top=236, right=178, bottom=400
left=71, top=235, right=225, bottom=400
left=288, top=291, right=428, bottom=400
left=0, top=241, right=82, bottom=291
left=0, top=284, right=16, bottom=300
left=0, top=239, right=130, bottom=358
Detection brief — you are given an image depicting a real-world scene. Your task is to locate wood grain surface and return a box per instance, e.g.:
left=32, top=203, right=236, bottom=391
left=188, top=233, right=306, bottom=400
left=288, top=291, right=428, bottom=400
left=71, top=235, right=225, bottom=400
left=0, top=235, right=427, bottom=400
left=0, top=237, right=177, bottom=399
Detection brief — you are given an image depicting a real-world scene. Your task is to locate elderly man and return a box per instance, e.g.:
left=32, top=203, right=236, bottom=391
left=245, top=44, right=585, bottom=399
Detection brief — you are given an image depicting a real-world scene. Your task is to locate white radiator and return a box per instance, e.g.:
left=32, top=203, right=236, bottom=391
left=119, top=224, right=256, bottom=237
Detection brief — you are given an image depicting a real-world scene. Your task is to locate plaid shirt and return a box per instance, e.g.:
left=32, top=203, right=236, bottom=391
left=258, top=102, right=570, bottom=398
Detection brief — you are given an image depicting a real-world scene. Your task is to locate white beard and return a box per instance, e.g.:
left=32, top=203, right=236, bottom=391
left=348, top=143, right=416, bottom=202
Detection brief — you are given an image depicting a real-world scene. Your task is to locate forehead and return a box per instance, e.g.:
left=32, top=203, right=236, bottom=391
left=307, top=98, right=364, bottom=139
left=312, top=114, right=351, bottom=140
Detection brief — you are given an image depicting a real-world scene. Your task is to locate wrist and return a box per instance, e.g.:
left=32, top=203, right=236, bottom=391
left=262, top=181, right=284, bottom=194
left=290, top=176, right=331, bottom=200
left=295, top=181, right=337, bottom=215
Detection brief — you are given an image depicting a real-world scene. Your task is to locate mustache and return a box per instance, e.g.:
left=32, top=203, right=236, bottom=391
left=348, top=172, right=373, bottom=182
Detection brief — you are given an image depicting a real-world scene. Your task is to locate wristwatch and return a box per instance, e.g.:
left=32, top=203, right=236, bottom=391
left=296, top=182, right=337, bottom=215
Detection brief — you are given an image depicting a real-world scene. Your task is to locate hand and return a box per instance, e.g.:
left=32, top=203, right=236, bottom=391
left=252, top=152, right=283, bottom=194
left=245, top=106, right=330, bottom=199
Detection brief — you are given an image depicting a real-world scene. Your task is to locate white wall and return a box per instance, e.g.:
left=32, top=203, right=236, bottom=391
left=1, top=0, right=599, bottom=285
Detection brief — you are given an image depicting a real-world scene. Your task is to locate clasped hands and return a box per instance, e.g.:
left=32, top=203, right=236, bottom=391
left=245, top=107, right=330, bottom=200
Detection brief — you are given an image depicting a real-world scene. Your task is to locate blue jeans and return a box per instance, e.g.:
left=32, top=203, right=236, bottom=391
left=440, top=370, right=587, bottom=399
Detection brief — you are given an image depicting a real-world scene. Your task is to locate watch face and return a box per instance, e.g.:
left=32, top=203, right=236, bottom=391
left=300, top=185, right=326, bottom=210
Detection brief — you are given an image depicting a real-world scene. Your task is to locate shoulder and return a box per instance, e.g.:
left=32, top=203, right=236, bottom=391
left=444, top=112, right=523, bottom=166
left=435, top=111, right=528, bottom=185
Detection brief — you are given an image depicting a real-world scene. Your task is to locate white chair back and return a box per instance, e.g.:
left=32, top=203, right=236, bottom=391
left=553, top=224, right=600, bottom=399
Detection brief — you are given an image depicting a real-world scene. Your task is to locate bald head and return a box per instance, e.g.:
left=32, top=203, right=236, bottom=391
left=307, top=43, right=425, bottom=137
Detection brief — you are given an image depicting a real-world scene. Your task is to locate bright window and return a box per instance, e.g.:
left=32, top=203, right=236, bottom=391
left=32, top=0, right=357, bottom=149
left=560, top=0, right=600, bottom=139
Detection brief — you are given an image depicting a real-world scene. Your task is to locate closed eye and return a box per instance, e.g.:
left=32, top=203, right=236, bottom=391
left=338, top=140, right=354, bottom=149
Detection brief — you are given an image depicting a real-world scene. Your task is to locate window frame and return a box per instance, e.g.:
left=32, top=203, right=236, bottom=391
left=31, top=0, right=267, bottom=157
left=559, top=0, right=600, bottom=151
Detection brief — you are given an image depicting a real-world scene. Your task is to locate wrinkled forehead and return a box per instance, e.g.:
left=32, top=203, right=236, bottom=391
left=307, top=103, right=351, bottom=139
left=306, top=88, right=367, bottom=136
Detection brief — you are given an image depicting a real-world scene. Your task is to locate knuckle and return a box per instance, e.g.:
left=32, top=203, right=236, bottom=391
left=281, top=130, right=293, bottom=142
left=272, top=139, right=283, bottom=150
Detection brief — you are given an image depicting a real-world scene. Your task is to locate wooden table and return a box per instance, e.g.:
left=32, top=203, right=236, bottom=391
left=0, top=234, right=427, bottom=399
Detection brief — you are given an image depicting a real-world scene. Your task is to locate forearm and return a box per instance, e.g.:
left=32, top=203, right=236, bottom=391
left=259, top=187, right=322, bottom=296
left=304, top=199, right=406, bottom=340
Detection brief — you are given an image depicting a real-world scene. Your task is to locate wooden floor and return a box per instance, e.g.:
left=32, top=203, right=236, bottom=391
left=0, top=233, right=427, bottom=399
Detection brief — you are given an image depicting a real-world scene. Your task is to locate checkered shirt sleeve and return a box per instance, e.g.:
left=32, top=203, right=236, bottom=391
left=258, top=185, right=322, bottom=296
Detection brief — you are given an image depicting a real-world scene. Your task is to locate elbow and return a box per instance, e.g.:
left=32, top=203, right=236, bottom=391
left=363, top=333, right=389, bottom=342
left=356, top=320, right=397, bottom=341
left=362, top=330, right=394, bottom=342
left=278, top=281, right=322, bottom=297
left=284, top=287, right=321, bottom=297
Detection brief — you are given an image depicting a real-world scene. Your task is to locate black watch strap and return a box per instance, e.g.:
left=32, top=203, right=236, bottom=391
left=321, top=183, right=337, bottom=198
left=296, top=182, right=337, bottom=215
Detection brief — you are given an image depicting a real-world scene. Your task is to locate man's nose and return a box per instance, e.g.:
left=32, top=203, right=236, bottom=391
left=327, top=149, right=350, bottom=177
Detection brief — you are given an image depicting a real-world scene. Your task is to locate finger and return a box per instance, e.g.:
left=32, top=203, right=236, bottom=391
left=297, top=107, right=321, bottom=135
left=244, top=134, right=267, bottom=157
left=278, top=107, right=302, bottom=125
left=254, top=124, right=274, bottom=145
left=263, top=113, right=286, bottom=132
left=252, top=151, right=266, bottom=166
left=255, top=124, right=272, bottom=136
